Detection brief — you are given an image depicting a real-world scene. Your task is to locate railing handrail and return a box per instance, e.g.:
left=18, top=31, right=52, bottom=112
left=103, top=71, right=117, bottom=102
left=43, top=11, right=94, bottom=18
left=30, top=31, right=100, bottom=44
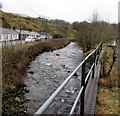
left=69, top=63, right=95, bottom=115
left=34, top=60, right=85, bottom=115
left=34, top=42, right=103, bottom=115
left=85, top=42, right=102, bottom=60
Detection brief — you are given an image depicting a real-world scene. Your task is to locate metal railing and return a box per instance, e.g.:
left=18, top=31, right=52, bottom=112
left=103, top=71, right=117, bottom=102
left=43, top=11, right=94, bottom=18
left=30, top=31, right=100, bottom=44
left=34, top=42, right=103, bottom=115
left=0, top=40, right=24, bottom=48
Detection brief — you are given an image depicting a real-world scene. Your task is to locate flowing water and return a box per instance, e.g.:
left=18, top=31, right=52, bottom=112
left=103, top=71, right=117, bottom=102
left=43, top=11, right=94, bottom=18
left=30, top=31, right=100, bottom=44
left=23, top=42, right=83, bottom=114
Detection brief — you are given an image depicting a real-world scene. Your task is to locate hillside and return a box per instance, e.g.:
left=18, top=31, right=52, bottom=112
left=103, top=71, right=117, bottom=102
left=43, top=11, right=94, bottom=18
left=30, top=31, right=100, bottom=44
left=0, top=11, right=76, bottom=38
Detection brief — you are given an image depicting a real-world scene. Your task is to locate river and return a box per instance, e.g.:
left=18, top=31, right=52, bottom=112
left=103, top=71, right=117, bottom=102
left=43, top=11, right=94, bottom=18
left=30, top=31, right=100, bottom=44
left=23, top=42, right=83, bottom=114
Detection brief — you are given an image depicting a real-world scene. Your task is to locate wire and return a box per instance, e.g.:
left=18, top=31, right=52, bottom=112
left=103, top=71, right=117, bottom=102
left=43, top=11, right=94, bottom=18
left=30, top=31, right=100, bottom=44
left=19, top=0, right=39, bottom=16
left=19, top=0, right=50, bottom=19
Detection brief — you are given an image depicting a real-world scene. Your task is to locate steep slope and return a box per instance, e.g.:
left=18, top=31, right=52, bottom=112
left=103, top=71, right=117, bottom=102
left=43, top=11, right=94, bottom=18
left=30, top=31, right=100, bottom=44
left=0, top=11, right=76, bottom=38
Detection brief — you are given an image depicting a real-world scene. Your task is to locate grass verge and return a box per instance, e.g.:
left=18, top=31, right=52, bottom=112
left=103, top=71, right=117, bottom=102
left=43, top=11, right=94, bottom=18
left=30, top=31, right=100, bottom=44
left=95, top=42, right=120, bottom=115
left=2, top=38, right=70, bottom=115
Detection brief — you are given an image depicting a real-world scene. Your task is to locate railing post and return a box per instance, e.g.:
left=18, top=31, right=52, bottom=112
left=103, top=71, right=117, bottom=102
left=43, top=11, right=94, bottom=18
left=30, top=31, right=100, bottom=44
left=100, top=42, right=102, bottom=52
left=92, top=51, right=96, bottom=78
left=98, top=42, right=103, bottom=60
left=96, top=48, right=99, bottom=65
left=80, top=61, right=86, bottom=115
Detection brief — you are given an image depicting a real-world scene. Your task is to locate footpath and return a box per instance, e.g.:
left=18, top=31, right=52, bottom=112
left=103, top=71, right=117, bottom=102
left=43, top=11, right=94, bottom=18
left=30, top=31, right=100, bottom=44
left=83, top=50, right=104, bottom=114
left=84, top=61, right=101, bottom=114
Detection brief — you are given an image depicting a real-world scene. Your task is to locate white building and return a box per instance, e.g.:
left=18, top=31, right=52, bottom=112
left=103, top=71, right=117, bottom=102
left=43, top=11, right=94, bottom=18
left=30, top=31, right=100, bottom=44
left=0, top=28, right=53, bottom=41
left=16, top=30, right=40, bottom=39
left=0, top=28, right=19, bottom=41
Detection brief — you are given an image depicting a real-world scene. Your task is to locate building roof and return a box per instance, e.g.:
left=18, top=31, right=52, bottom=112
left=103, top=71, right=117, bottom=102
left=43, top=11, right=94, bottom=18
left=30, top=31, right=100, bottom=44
left=0, top=28, right=52, bottom=37
left=16, top=30, right=40, bottom=35
left=29, top=31, right=40, bottom=35
left=0, top=28, right=19, bottom=35
left=39, top=32, right=52, bottom=36
left=39, top=32, right=47, bottom=35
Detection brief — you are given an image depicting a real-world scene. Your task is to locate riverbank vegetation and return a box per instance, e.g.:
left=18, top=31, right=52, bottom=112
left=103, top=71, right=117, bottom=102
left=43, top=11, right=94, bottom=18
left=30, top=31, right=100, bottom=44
left=74, top=12, right=118, bottom=52
left=72, top=12, right=119, bottom=114
left=2, top=38, right=70, bottom=115
left=95, top=42, right=120, bottom=114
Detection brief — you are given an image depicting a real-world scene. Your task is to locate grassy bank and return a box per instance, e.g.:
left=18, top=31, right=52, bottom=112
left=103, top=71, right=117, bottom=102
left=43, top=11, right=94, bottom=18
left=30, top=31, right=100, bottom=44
left=95, top=42, right=120, bottom=114
left=1, top=11, right=76, bottom=38
left=2, top=38, right=70, bottom=115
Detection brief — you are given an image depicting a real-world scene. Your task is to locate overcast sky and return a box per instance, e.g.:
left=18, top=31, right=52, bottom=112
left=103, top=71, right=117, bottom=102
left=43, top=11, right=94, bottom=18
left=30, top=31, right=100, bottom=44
left=1, top=0, right=119, bottom=23
left=118, top=1, right=120, bottom=22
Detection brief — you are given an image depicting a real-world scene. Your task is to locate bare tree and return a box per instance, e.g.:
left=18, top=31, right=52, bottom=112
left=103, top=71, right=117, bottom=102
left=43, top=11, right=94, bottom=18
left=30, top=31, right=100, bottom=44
left=76, top=11, right=111, bottom=52
left=92, top=10, right=99, bottom=22
left=87, top=9, right=100, bottom=24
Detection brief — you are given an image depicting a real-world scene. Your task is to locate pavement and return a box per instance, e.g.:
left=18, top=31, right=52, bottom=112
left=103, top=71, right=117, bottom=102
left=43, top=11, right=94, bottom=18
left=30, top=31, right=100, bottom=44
left=84, top=61, right=101, bottom=114
left=79, top=50, right=104, bottom=115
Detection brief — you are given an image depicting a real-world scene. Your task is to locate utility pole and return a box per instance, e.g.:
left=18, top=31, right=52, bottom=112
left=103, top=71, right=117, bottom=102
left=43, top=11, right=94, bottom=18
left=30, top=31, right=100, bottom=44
left=20, top=26, right=22, bottom=40
left=45, top=18, right=48, bottom=39
left=118, top=2, right=120, bottom=76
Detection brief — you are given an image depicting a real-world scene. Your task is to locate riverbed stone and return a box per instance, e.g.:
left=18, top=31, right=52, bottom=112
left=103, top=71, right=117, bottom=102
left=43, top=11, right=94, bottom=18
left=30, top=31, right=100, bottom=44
left=23, top=42, right=83, bottom=114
